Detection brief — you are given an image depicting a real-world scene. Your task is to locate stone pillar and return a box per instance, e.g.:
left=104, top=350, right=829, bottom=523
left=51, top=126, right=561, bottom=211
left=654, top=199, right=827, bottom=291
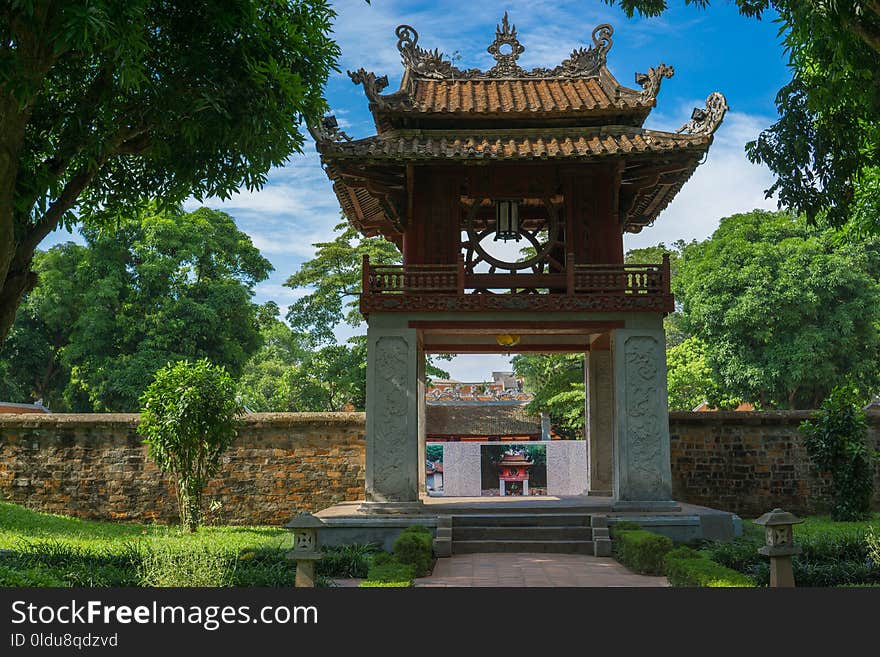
left=610, top=328, right=675, bottom=509
left=365, top=328, right=420, bottom=503
left=585, top=337, right=613, bottom=496
left=417, top=348, right=427, bottom=493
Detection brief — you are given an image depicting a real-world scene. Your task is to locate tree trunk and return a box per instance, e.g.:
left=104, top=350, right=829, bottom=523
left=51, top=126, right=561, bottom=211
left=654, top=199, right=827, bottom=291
left=0, top=259, right=37, bottom=343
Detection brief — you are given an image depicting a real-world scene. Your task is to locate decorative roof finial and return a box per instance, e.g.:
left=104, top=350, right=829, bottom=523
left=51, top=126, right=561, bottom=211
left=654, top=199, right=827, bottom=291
left=677, top=92, right=729, bottom=136
left=487, top=12, right=526, bottom=77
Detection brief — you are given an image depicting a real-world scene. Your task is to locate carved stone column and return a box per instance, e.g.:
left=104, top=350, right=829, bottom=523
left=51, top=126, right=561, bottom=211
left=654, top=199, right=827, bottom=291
left=585, top=337, right=613, bottom=496
left=417, top=346, right=427, bottom=493
left=365, top=328, right=420, bottom=503
left=610, top=328, right=676, bottom=509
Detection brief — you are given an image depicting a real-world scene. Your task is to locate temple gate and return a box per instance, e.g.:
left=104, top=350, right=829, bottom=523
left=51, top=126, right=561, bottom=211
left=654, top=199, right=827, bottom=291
left=311, top=15, right=727, bottom=512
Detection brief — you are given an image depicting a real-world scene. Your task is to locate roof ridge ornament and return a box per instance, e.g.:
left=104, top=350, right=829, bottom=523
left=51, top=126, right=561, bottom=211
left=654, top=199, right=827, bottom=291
left=636, top=63, right=674, bottom=101
left=393, top=19, right=615, bottom=80
left=677, top=92, right=729, bottom=136
left=487, top=12, right=526, bottom=77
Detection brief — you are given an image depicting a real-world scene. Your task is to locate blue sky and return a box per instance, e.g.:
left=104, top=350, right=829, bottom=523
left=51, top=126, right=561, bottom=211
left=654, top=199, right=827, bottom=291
left=42, top=1, right=791, bottom=381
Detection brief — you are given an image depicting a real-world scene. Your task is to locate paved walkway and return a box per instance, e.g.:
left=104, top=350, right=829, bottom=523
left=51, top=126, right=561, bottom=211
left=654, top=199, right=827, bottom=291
left=414, top=553, right=669, bottom=587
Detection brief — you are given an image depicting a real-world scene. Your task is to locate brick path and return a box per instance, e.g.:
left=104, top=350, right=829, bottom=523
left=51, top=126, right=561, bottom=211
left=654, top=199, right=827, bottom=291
left=414, top=553, right=670, bottom=587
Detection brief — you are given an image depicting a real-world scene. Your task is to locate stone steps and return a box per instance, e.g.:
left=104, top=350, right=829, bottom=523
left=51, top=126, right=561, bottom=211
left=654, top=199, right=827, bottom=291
left=453, top=539, right=596, bottom=555
left=454, top=526, right=593, bottom=542
left=452, top=513, right=592, bottom=527
left=447, top=513, right=611, bottom=556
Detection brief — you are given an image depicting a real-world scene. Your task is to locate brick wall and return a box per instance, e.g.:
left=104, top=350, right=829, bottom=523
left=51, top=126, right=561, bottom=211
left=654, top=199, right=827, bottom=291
left=2, top=411, right=878, bottom=525
left=0, top=413, right=365, bottom=525
left=669, top=411, right=880, bottom=517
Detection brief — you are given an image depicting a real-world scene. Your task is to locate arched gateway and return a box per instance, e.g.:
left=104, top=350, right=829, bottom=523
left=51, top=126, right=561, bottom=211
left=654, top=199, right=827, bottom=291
left=311, top=15, right=735, bottom=549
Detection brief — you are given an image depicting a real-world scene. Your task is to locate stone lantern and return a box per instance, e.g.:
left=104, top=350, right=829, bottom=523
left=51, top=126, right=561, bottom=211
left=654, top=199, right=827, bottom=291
left=286, top=513, right=324, bottom=588
left=754, top=508, right=804, bottom=587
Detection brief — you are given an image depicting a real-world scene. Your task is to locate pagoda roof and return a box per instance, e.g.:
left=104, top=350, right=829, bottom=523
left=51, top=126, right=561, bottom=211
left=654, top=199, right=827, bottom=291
left=311, top=15, right=728, bottom=245
left=348, top=16, right=674, bottom=131
left=316, top=126, right=710, bottom=162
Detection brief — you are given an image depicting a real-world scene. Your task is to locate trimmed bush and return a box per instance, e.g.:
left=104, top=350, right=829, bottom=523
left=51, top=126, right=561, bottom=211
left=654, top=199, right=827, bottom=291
left=393, top=526, right=433, bottom=577
left=609, top=521, right=641, bottom=538
left=358, top=560, right=416, bottom=588
left=614, top=529, right=673, bottom=575
left=665, top=547, right=754, bottom=587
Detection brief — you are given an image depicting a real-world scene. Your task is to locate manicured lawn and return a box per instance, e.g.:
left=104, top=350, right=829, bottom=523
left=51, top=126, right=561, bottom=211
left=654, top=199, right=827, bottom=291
left=0, top=502, right=375, bottom=587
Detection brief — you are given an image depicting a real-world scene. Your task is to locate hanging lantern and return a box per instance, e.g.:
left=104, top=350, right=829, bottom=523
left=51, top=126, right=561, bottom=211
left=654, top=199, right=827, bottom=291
left=494, top=199, right=521, bottom=242
left=496, top=334, right=521, bottom=348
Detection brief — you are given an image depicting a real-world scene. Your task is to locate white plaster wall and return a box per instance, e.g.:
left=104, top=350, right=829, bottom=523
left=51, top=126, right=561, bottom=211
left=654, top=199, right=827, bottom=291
left=547, top=440, right=589, bottom=496
left=440, top=442, right=482, bottom=496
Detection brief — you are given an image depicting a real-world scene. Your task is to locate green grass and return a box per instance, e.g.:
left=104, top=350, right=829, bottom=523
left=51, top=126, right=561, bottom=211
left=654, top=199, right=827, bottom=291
left=0, top=502, right=373, bottom=587
left=0, top=501, right=289, bottom=552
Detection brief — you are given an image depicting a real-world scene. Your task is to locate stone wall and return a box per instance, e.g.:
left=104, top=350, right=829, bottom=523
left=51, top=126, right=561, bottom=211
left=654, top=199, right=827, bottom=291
left=2, top=411, right=879, bottom=525
left=0, top=413, right=365, bottom=526
left=669, top=410, right=880, bottom=517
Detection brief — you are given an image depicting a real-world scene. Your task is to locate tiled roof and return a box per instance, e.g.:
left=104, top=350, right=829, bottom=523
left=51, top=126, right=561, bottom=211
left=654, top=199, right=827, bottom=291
left=426, top=403, right=542, bottom=437
left=319, top=127, right=709, bottom=162
left=385, top=77, right=647, bottom=115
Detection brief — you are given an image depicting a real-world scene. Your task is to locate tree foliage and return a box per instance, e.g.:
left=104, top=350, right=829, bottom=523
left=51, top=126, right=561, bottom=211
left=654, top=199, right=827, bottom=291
left=800, top=385, right=876, bottom=520
left=677, top=210, right=880, bottom=408
left=0, top=0, right=339, bottom=342
left=284, top=222, right=400, bottom=345
left=0, top=205, right=271, bottom=410
left=604, top=0, right=880, bottom=230
left=666, top=336, right=741, bottom=411
left=512, top=353, right=584, bottom=439
left=139, top=359, right=244, bottom=532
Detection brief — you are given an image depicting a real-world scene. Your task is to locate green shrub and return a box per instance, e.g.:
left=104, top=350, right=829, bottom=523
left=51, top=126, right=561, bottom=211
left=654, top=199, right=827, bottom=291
left=139, top=359, right=244, bottom=532
left=615, top=529, right=673, bottom=575
left=665, top=547, right=754, bottom=587
left=609, top=521, right=641, bottom=538
left=318, top=543, right=379, bottom=579
left=137, top=546, right=237, bottom=587
left=358, top=560, right=415, bottom=588
left=393, top=528, right=433, bottom=577
left=800, top=385, right=876, bottom=521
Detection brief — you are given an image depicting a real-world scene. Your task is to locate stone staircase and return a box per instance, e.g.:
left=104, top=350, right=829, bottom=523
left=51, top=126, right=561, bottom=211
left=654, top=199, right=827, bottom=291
left=434, top=513, right=612, bottom=557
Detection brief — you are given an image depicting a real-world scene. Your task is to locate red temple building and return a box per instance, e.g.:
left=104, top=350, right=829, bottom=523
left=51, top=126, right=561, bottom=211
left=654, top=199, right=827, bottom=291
left=311, top=14, right=726, bottom=510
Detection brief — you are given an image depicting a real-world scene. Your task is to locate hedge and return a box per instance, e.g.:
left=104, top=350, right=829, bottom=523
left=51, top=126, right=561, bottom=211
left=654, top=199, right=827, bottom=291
left=393, top=525, right=434, bottom=577
left=664, top=547, right=754, bottom=587
left=614, top=529, right=673, bottom=575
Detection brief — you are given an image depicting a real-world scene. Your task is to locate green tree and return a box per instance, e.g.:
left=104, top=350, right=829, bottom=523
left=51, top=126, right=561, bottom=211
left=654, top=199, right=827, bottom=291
left=0, top=205, right=271, bottom=410
left=0, top=1, right=338, bottom=342
left=0, top=243, right=86, bottom=407
left=666, top=337, right=740, bottom=411
left=512, top=353, right=584, bottom=439
left=605, top=0, right=880, bottom=229
left=139, top=359, right=243, bottom=532
left=285, top=222, right=401, bottom=345
left=800, top=385, right=876, bottom=520
left=677, top=210, right=880, bottom=408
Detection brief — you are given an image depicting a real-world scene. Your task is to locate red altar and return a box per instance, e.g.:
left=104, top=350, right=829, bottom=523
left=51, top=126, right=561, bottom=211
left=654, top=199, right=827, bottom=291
left=497, top=450, right=534, bottom=496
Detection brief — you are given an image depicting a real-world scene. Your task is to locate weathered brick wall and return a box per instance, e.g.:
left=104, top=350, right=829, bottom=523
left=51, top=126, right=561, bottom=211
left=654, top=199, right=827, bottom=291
left=669, top=411, right=880, bottom=517
left=2, top=411, right=879, bottom=524
left=0, top=413, right=365, bottom=525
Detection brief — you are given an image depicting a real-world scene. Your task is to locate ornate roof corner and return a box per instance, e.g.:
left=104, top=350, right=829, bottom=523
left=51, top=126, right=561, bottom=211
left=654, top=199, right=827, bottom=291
left=348, top=68, right=389, bottom=104
left=677, top=92, right=729, bottom=136
left=307, top=115, right=352, bottom=146
left=396, top=24, right=476, bottom=80
left=636, top=63, right=674, bottom=101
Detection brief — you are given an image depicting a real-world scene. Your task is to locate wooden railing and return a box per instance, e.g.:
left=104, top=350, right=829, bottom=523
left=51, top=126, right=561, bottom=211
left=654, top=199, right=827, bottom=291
left=361, top=253, right=671, bottom=297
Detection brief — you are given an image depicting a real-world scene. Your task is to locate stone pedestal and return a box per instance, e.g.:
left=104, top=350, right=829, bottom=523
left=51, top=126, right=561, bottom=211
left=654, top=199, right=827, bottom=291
left=610, top=328, right=673, bottom=505
left=365, top=328, right=420, bottom=502
left=585, top=343, right=613, bottom=495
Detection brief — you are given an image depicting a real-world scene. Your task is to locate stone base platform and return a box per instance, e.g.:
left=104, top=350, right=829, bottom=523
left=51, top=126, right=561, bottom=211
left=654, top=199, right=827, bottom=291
left=315, top=496, right=742, bottom=552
